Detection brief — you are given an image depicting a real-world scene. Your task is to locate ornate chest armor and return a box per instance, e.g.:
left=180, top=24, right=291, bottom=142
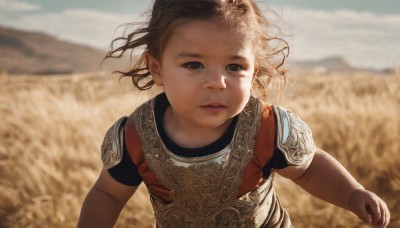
left=132, top=96, right=292, bottom=227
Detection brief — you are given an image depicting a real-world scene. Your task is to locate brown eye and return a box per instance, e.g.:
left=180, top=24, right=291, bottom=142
left=226, top=64, right=243, bottom=71
left=183, top=62, right=204, bottom=70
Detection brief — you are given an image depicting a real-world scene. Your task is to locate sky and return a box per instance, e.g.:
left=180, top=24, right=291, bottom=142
left=0, top=0, right=399, bottom=69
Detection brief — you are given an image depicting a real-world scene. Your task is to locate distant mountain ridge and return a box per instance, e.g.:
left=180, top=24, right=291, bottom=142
left=0, top=26, right=105, bottom=75
left=294, top=57, right=353, bottom=72
left=289, top=56, right=396, bottom=74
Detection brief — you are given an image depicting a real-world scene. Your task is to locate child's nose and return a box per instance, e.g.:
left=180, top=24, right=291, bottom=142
left=203, top=70, right=227, bottom=90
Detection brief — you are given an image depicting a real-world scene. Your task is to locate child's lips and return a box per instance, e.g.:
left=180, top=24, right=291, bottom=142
left=202, top=102, right=225, bottom=107
left=201, top=103, right=226, bottom=111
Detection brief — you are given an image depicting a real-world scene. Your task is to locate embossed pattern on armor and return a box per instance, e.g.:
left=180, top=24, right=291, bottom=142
left=132, top=96, right=292, bottom=227
left=273, top=106, right=316, bottom=166
left=101, top=117, right=127, bottom=169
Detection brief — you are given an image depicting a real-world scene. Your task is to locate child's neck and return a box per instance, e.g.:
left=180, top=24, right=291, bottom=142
left=163, top=106, right=233, bottom=149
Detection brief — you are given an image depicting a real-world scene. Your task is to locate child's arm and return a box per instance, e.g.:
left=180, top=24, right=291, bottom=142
left=275, top=148, right=390, bottom=227
left=77, top=168, right=138, bottom=228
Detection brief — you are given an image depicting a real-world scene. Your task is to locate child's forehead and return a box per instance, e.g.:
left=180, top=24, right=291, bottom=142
left=170, top=18, right=251, bottom=43
left=163, top=19, right=255, bottom=59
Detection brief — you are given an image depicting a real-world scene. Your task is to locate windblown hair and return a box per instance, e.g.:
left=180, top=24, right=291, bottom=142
left=105, top=0, right=289, bottom=99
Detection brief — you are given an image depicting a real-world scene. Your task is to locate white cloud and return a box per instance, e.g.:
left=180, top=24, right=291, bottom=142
left=275, top=7, right=400, bottom=69
left=0, top=0, right=40, bottom=12
left=0, top=8, right=141, bottom=49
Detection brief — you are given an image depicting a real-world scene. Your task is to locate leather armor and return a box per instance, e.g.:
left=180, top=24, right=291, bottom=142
left=100, top=95, right=315, bottom=227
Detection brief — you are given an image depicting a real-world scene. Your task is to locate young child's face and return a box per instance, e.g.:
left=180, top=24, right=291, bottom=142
left=148, top=18, right=256, bottom=130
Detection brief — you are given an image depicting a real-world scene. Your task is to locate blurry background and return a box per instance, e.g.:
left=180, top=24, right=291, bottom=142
left=0, top=0, right=399, bottom=227
left=1, top=0, right=399, bottom=73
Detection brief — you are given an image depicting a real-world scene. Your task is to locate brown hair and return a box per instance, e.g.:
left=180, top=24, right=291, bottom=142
left=105, top=0, right=288, bottom=99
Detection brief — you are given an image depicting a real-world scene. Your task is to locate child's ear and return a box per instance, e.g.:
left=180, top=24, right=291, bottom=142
left=145, top=52, right=163, bottom=86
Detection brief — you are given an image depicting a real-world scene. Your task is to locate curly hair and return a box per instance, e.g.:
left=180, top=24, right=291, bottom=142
left=105, top=0, right=289, bottom=99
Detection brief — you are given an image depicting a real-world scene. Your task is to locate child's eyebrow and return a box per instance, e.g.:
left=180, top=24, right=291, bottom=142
left=175, top=53, right=249, bottom=61
left=175, top=53, right=202, bottom=59
left=229, top=55, right=248, bottom=61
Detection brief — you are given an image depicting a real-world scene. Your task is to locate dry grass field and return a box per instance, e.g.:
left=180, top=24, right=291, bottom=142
left=0, top=70, right=399, bottom=227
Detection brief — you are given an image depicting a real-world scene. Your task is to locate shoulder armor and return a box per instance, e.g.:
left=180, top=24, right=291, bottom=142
left=273, top=106, right=316, bottom=166
left=100, top=117, right=128, bottom=169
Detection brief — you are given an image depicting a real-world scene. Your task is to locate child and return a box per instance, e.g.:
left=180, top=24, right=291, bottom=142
left=78, top=0, right=390, bottom=227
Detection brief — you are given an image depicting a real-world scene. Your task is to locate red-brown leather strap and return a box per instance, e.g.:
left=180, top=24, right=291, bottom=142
left=237, top=105, right=276, bottom=197
left=124, top=115, right=172, bottom=202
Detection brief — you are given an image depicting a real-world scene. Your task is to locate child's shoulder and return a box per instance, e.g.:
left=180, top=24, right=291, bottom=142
left=100, top=116, right=128, bottom=169
left=267, top=105, right=316, bottom=165
left=99, top=95, right=158, bottom=169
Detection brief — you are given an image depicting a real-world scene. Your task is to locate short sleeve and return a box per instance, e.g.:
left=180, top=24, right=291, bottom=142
left=108, top=139, right=142, bottom=186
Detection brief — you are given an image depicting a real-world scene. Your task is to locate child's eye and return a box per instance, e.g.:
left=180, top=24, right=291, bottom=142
left=226, top=64, right=244, bottom=72
left=183, top=62, right=204, bottom=70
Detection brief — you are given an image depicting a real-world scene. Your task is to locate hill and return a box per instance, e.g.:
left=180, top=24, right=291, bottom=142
left=295, top=56, right=353, bottom=72
left=290, top=56, right=396, bottom=74
left=0, top=26, right=105, bottom=75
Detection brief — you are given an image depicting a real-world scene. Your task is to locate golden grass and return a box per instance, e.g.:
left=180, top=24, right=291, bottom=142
left=0, top=71, right=399, bottom=227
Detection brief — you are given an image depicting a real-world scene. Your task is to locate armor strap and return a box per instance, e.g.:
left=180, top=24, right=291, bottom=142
left=273, top=106, right=316, bottom=166
left=100, top=117, right=128, bottom=169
